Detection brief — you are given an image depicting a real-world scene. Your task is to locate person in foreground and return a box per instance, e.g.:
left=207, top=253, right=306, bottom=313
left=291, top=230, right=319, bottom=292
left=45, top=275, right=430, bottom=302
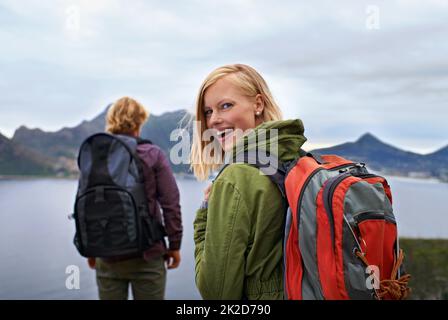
left=190, top=64, right=307, bottom=299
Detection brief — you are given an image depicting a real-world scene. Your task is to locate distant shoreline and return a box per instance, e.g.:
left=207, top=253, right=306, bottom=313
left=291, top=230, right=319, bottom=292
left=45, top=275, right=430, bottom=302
left=1, top=173, right=447, bottom=184
left=0, top=173, right=192, bottom=181
left=371, top=171, right=447, bottom=184
left=0, top=175, right=78, bottom=181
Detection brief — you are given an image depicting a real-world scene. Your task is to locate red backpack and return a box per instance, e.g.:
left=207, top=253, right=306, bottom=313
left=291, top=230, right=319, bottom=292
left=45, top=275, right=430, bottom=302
left=218, top=149, right=411, bottom=300
left=281, top=150, right=411, bottom=300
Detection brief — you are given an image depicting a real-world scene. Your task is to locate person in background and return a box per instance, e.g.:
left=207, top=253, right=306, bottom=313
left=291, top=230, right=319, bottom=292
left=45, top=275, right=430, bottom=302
left=89, top=96, right=183, bottom=300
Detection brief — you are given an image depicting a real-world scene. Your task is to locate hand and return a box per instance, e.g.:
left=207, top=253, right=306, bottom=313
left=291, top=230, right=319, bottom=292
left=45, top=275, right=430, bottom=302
left=87, top=257, right=96, bottom=269
left=204, top=183, right=212, bottom=201
left=164, top=250, right=181, bottom=269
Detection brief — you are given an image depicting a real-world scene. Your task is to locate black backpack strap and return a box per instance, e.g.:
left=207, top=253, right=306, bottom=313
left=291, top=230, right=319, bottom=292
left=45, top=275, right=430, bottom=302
left=299, top=148, right=325, bottom=165
left=299, top=148, right=307, bottom=158
left=136, top=137, right=153, bottom=145
left=212, top=163, right=230, bottom=183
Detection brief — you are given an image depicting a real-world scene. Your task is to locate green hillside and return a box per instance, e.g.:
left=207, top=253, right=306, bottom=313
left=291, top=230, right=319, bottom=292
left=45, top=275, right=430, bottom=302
left=400, top=238, right=448, bottom=300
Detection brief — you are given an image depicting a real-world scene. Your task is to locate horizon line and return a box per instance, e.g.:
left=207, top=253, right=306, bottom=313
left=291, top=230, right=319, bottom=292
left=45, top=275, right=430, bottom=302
left=0, top=108, right=446, bottom=156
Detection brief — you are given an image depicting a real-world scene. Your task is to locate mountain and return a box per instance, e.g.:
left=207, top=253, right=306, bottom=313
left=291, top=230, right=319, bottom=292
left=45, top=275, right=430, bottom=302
left=2, top=111, right=447, bottom=181
left=7, top=107, right=193, bottom=176
left=310, top=133, right=448, bottom=181
left=142, top=110, right=193, bottom=158
left=0, top=131, right=70, bottom=176
left=12, top=108, right=108, bottom=159
left=427, top=145, right=448, bottom=161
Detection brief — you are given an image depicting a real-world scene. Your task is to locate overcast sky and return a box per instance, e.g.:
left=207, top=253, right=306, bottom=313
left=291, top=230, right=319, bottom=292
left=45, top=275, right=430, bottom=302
left=0, top=0, right=447, bottom=153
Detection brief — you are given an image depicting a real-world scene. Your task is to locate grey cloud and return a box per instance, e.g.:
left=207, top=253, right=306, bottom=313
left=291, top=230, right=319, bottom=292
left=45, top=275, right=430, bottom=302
left=0, top=0, right=446, bottom=152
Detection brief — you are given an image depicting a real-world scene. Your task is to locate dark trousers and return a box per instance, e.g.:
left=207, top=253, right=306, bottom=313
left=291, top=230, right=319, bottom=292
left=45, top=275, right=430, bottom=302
left=95, top=256, right=166, bottom=300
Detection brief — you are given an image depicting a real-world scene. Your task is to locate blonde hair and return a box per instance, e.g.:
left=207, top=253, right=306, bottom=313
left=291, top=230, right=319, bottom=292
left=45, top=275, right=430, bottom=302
left=190, top=64, right=283, bottom=181
left=106, top=97, right=149, bottom=135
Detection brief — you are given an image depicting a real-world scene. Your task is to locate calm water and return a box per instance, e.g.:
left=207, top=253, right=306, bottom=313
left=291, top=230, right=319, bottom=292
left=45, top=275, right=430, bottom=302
left=0, top=176, right=446, bottom=299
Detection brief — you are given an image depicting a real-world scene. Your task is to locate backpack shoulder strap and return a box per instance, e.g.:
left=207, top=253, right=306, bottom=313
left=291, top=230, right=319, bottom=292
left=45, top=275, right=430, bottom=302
left=299, top=148, right=325, bottom=164
left=136, top=137, right=153, bottom=145
left=111, top=134, right=147, bottom=183
left=213, top=150, right=290, bottom=198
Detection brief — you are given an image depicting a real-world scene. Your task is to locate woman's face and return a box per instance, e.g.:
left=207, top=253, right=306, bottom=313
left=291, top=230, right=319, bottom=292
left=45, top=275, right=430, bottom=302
left=203, top=75, right=263, bottom=151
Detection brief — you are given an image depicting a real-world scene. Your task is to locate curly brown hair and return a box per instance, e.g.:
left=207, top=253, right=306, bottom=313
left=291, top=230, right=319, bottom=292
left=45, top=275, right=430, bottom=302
left=106, top=97, right=149, bottom=135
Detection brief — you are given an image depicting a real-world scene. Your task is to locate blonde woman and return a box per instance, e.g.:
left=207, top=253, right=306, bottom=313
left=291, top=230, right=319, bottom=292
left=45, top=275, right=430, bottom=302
left=191, top=64, right=306, bottom=299
left=93, top=97, right=182, bottom=300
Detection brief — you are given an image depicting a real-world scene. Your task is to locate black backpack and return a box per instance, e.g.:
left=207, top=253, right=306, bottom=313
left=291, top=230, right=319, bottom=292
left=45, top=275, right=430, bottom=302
left=72, top=133, right=166, bottom=258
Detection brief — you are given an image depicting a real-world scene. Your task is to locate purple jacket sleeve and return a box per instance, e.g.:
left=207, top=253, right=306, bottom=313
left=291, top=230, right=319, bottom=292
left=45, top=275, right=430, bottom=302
left=154, top=149, right=183, bottom=250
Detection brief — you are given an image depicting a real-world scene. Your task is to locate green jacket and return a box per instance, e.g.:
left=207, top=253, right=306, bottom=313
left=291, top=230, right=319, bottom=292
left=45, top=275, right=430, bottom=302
left=194, top=119, right=307, bottom=300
